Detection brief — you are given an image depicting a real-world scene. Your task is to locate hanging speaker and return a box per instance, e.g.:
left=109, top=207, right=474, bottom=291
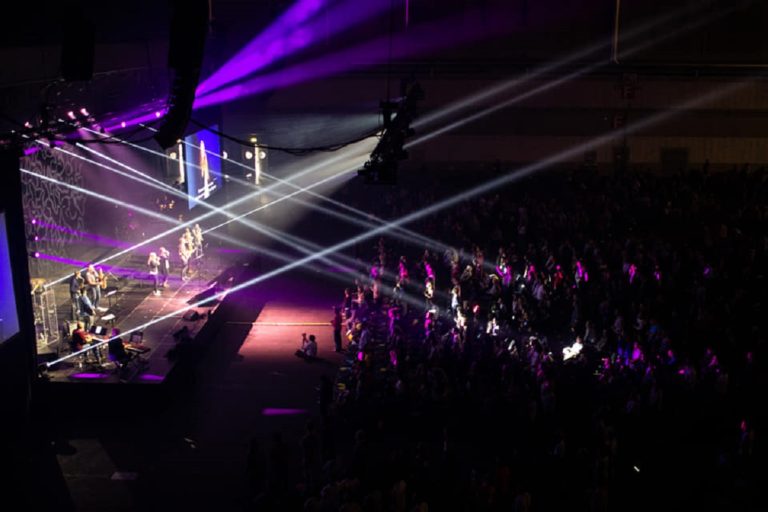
left=154, top=0, right=209, bottom=149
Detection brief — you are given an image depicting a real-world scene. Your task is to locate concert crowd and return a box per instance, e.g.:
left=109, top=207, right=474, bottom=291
left=248, top=166, right=767, bottom=511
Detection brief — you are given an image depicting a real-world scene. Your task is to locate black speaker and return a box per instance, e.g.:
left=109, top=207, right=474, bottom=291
left=154, top=0, right=209, bottom=149
left=60, top=8, right=95, bottom=81
left=182, top=310, right=200, bottom=321
left=167, top=0, right=208, bottom=71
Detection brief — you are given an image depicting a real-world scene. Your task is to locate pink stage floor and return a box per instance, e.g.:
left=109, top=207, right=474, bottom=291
left=54, top=271, right=348, bottom=511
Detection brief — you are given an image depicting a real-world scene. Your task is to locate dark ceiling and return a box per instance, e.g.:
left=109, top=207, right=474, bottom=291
left=1, top=0, right=766, bottom=136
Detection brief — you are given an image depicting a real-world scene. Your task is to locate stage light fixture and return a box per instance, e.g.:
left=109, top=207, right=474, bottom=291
left=80, top=108, right=89, bottom=116
left=120, top=121, right=127, bottom=128
left=67, top=111, right=76, bottom=120
left=245, top=150, right=254, bottom=160
left=254, top=148, right=262, bottom=185
left=222, top=151, right=228, bottom=159
left=249, top=136, right=258, bottom=144
left=169, top=151, right=178, bottom=160
left=259, top=151, right=267, bottom=160
left=359, top=80, right=422, bottom=185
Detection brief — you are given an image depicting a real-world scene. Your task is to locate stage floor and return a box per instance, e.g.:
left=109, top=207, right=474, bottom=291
left=44, top=255, right=232, bottom=384
left=53, top=270, right=347, bottom=511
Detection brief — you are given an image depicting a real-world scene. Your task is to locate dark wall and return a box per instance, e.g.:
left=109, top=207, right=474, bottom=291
left=0, top=150, right=35, bottom=436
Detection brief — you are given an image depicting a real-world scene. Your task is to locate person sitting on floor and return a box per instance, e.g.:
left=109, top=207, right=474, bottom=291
left=305, top=335, right=318, bottom=358
left=295, top=333, right=318, bottom=360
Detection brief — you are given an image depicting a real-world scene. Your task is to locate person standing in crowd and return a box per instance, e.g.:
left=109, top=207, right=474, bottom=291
left=331, top=306, right=343, bottom=352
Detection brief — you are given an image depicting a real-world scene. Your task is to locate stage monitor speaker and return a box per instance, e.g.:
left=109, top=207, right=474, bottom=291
left=182, top=310, right=201, bottom=321
left=60, top=8, right=95, bottom=81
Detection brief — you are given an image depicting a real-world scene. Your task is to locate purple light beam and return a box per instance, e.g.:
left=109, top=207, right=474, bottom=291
left=197, top=0, right=328, bottom=94
left=198, top=0, right=400, bottom=96
left=195, top=6, right=519, bottom=109
left=34, top=220, right=132, bottom=249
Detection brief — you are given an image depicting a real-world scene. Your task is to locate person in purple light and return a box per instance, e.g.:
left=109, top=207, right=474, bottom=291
left=398, top=255, right=409, bottom=284
left=424, top=276, right=435, bottom=312
left=159, top=246, right=171, bottom=288
left=77, top=291, right=95, bottom=331
left=331, top=306, right=343, bottom=353
left=304, top=334, right=318, bottom=359
left=147, top=251, right=161, bottom=296
left=68, top=270, right=84, bottom=321
left=296, top=333, right=318, bottom=360
left=85, top=264, right=102, bottom=310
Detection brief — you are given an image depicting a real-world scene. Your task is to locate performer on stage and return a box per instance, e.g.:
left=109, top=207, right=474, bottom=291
left=159, top=246, right=171, bottom=287
left=98, top=267, right=108, bottom=291
left=84, top=264, right=102, bottom=310
left=179, top=234, right=192, bottom=282
left=147, top=251, right=161, bottom=295
left=192, top=223, right=204, bottom=258
left=77, top=291, right=96, bottom=330
left=71, top=321, right=101, bottom=364
left=68, top=270, right=84, bottom=321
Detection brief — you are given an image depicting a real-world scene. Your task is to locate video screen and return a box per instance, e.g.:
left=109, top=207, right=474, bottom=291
left=0, top=212, right=20, bottom=343
left=185, top=126, right=222, bottom=209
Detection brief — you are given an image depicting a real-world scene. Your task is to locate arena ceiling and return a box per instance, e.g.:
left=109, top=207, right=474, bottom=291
left=1, top=0, right=766, bottom=135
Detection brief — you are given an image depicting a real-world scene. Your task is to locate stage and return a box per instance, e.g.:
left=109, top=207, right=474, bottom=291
left=41, top=249, right=238, bottom=386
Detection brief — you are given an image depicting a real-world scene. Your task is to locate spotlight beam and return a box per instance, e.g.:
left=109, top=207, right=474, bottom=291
left=413, top=0, right=723, bottom=129
left=42, top=6, right=753, bottom=365
left=44, top=81, right=745, bottom=368
left=199, top=0, right=401, bottom=96
left=20, top=166, right=349, bottom=283
left=42, top=142, right=184, bottom=201
left=409, top=4, right=741, bottom=147
left=74, top=130, right=371, bottom=271
left=77, top=140, right=359, bottom=271
left=137, top=135, right=412, bottom=285
left=168, top=133, right=449, bottom=255
left=42, top=136, right=376, bottom=288
left=196, top=0, right=742, bottom=112
left=25, top=152, right=359, bottom=278
left=66, top=3, right=743, bottom=289
left=20, top=168, right=180, bottom=226
left=63, top=80, right=748, bottom=365
left=76, top=143, right=181, bottom=196
left=198, top=0, right=328, bottom=96
left=193, top=5, right=521, bottom=110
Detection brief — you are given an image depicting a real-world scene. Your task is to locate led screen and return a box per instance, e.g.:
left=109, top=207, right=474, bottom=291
left=185, top=127, right=222, bottom=209
left=0, top=212, right=20, bottom=343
